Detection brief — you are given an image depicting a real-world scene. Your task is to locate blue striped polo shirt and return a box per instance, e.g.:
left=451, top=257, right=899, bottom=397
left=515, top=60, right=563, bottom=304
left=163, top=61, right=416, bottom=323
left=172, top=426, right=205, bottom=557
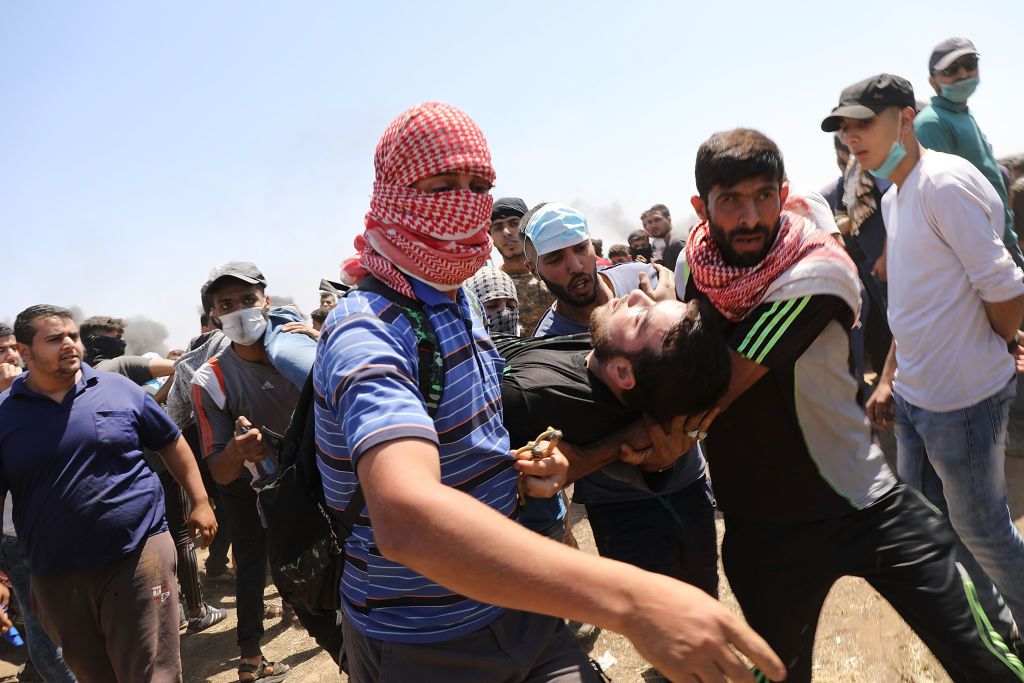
left=313, top=277, right=517, bottom=643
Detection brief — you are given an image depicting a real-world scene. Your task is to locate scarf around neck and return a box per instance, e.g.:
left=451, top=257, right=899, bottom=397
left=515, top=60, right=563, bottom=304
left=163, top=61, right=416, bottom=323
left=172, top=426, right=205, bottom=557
left=686, top=195, right=856, bottom=321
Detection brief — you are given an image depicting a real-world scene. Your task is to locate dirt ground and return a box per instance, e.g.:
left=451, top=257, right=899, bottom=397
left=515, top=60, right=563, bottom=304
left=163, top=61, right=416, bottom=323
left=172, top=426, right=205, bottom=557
left=3, top=457, right=1023, bottom=682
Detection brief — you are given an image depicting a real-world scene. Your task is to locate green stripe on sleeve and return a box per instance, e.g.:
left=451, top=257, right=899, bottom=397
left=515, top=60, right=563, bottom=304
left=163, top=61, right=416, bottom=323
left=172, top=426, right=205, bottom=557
left=754, top=296, right=812, bottom=364
left=737, top=300, right=784, bottom=356
left=742, top=298, right=798, bottom=361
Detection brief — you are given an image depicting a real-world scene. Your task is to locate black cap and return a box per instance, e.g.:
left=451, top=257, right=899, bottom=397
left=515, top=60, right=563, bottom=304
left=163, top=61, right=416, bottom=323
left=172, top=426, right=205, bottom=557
left=821, top=74, right=916, bottom=132
left=491, top=197, right=528, bottom=221
left=929, top=37, right=978, bottom=74
left=201, top=261, right=267, bottom=309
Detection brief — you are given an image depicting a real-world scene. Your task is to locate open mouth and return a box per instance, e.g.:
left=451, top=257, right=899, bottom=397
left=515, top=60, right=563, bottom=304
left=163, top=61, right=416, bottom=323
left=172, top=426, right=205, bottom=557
left=570, top=276, right=592, bottom=296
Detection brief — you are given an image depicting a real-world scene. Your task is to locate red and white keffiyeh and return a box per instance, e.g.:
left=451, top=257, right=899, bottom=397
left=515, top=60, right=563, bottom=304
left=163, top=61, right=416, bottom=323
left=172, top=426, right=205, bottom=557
left=686, top=196, right=854, bottom=321
left=343, top=102, right=496, bottom=298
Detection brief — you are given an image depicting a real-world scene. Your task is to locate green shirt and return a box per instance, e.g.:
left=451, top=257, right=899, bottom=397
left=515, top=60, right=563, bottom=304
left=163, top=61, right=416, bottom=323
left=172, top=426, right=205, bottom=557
left=915, top=95, right=1017, bottom=247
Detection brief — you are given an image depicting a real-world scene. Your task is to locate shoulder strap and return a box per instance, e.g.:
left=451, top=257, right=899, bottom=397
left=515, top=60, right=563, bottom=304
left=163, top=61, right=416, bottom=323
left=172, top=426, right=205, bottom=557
left=350, top=275, right=444, bottom=418
left=289, top=275, right=443, bottom=542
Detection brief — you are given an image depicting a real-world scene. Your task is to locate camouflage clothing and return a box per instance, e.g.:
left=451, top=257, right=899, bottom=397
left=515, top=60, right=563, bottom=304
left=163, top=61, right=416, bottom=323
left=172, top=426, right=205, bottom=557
left=504, top=269, right=554, bottom=337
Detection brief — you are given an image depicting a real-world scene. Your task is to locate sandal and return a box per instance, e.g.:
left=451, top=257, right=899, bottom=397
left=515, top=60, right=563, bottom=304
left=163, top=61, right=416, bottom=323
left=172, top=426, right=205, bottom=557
left=238, top=656, right=289, bottom=682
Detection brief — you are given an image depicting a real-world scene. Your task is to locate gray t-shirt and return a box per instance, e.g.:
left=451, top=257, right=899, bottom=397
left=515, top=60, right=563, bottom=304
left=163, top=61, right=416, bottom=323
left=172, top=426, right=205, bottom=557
left=95, top=356, right=153, bottom=386
left=191, top=347, right=300, bottom=483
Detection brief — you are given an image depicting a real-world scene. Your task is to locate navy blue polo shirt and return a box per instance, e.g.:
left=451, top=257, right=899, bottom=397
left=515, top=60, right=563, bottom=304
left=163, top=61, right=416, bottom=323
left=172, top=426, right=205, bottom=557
left=0, top=364, right=179, bottom=575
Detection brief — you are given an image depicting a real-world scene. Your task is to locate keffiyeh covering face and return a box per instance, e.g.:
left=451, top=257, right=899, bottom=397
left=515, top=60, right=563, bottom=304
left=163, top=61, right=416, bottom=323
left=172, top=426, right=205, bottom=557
left=343, top=102, right=497, bottom=298
left=686, top=195, right=855, bottom=321
left=467, top=266, right=519, bottom=335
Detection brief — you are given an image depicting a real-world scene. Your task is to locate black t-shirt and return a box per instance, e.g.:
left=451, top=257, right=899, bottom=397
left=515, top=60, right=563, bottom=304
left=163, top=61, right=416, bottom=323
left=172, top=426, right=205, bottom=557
left=660, top=238, right=686, bottom=271
left=682, top=280, right=894, bottom=522
left=498, top=337, right=680, bottom=501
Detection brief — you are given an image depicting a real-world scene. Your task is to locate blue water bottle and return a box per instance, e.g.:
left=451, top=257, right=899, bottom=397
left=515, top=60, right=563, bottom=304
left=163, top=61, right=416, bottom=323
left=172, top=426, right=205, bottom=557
left=1, top=606, right=23, bottom=647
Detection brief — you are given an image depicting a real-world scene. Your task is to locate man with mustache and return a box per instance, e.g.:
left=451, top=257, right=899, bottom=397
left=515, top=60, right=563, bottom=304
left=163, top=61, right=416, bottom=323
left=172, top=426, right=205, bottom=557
left=524, top=203, right=720, bottom=596
left=0, top=305, right=216, bottom=682
left=489, top=196, right=554, bottom=335
left=676, top=126, right=1024, bottom=682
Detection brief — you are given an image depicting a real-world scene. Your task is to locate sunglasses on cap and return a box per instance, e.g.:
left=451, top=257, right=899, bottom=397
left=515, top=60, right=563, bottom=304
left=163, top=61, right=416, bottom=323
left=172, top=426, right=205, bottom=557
left=939, top=57, right=979, bottom=78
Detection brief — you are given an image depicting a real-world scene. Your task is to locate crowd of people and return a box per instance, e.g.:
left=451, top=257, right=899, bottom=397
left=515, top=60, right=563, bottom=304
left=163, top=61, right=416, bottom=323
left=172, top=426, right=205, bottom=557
left=1, top=35, right=1024, bottom=683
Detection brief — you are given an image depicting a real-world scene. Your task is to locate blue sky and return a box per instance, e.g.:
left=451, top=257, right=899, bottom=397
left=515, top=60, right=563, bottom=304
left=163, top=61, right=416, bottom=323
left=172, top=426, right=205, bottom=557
left=2, top=1, right=1022, bottom=349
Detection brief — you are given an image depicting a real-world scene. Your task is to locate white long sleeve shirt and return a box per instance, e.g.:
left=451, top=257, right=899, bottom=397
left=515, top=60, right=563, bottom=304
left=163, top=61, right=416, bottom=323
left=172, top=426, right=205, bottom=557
left=883, top=150, right=1024, bottom=411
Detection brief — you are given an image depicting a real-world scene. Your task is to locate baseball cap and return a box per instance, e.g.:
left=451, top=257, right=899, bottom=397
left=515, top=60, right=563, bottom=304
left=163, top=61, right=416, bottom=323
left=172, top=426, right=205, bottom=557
left=491, top=197, right=528, bottom=221
left=821, top=74, right=916, bottom=132
left=521, top=203, right=590, bottom=257
left=201, top=261, right=267, bottom=308
left=929, top=37, right=979, bottom=74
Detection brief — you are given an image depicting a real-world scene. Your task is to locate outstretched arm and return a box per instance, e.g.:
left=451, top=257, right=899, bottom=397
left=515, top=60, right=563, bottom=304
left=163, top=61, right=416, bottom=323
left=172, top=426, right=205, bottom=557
left=359, top=437, right=785, bottom=682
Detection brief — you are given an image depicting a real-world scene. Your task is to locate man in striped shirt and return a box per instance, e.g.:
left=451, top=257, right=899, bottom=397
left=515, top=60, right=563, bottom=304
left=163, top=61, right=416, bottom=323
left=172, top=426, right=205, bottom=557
left=315, top=102, right=784, bottom=683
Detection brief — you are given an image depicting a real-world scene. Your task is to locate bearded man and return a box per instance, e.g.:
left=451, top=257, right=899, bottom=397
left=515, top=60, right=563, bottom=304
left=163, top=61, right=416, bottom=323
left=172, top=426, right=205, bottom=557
left=676, top=127, right=1024, bottom=682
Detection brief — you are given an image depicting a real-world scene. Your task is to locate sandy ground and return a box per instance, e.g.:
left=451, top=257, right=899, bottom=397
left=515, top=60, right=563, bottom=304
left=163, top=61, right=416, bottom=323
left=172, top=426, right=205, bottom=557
left=2, top=456, right=1022, bottom=682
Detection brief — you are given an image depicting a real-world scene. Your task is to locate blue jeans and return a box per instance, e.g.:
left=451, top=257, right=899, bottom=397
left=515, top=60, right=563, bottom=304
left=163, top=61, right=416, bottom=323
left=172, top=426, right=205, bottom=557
left=0, top=535, right=76, bottom=682
left=893, top=378, right=1024, bottom=633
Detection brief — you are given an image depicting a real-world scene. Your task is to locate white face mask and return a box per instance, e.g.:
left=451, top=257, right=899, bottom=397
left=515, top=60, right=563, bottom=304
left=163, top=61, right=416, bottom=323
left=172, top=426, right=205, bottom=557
left=218, top=306, right=268, bottom=346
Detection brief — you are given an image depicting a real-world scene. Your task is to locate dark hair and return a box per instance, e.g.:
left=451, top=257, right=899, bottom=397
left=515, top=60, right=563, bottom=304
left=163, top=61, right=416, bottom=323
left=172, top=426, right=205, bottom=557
left=0, top=323, right=13, bottom=338
left=695, top=128, right=785, bottom=200
left=200, top=313, right=210, bottom=327
left=14, top=305, right=74, bottom=345
left=80, top=315, right=125, bottom=339
left=834, top=134, right=850, bottom=154
left=591, top=238, right=604, bottom=257
left=621, top=301, right=731, bottom=422
left=628, top=229, right=649, bottom=243
left=311, top=307, right=329, bottom=324
left=644, top=203, right=670, bottom=220
left=608, top=244, right=629, bottom=258
left=1002, top=154, right=1024, bottom=173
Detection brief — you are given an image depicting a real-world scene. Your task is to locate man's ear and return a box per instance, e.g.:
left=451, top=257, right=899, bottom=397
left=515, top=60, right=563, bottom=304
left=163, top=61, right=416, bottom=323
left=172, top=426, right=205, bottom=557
left=928, top=75, right=940, bottom=96
left=15, top=343, right=31, bottom=364
left=690, top=195, right=708, bottom=222
left=606, top=356, right=637, bottom=392
left=779, top=182, right=790, bottom=206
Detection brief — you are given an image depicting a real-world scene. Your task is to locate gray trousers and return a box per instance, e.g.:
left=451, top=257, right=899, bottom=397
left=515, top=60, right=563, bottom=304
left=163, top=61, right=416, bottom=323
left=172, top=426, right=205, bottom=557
left=31, top=531, right=182, bottom=683
left=343, top=608, right=601, bottom=683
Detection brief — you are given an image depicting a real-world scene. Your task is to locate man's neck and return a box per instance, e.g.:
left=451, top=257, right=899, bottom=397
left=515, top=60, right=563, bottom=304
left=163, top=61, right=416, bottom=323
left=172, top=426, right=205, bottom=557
left=555, top=273, right=614, bottom=326
left=232, top=340, right=270, bottom=365
left=890, top=142, right=925, bottom=188
left=25, top=369, right=81, bottom=403
left=500, top=257, right=530, bottom=276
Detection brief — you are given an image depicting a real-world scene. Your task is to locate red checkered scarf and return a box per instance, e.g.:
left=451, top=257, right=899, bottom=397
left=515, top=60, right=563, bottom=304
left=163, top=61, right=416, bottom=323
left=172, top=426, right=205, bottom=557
left=343, top=102, right=496, bottom=298
left=686, top=196, right=849, bottom=321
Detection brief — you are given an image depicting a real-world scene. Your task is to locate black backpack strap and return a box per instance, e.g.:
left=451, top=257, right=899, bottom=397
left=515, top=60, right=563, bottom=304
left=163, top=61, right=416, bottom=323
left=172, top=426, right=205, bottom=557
left=281, top=371, right=316, bottom=470
left=317, top=276, right=445, bottom=541
left=350, top=275, right=444, bottom=418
